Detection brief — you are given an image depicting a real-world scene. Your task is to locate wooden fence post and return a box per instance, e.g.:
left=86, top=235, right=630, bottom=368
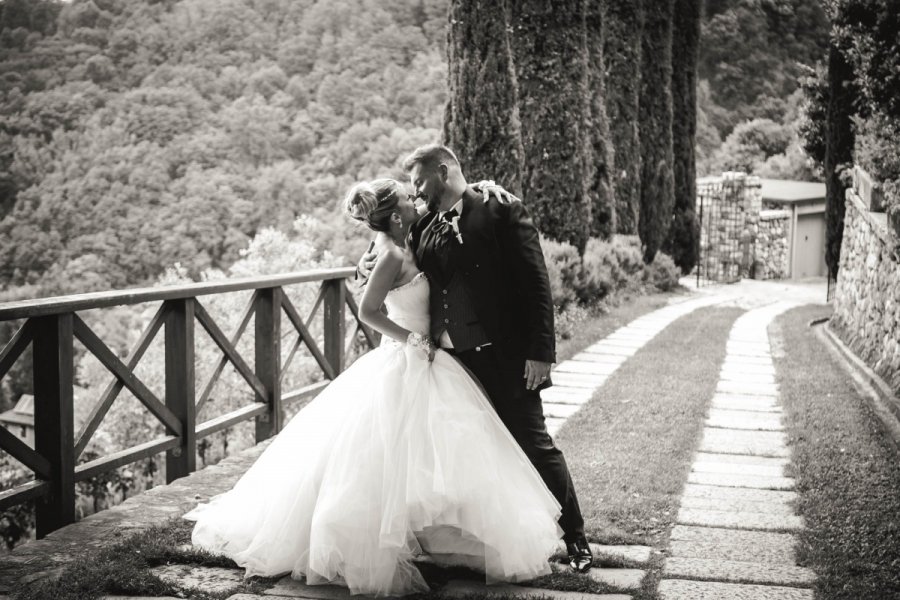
left=165, top=299, right=195, bottom=482
left=255, top=287, right=282, bottom=441
left=323, top=280, right=345, bottom=376
left=32, top=313, right=75, bottom=538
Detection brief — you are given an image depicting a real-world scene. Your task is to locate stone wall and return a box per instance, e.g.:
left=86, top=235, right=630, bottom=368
left=697, top=172, right=786, bottom=281
left=697, top=172, right=761, bottom=282
left=755, top=210, right=790, bottom=279
left=832, top=181, right=900, bottom=395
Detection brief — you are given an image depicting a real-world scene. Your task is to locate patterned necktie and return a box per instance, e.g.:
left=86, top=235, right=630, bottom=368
left=430, top=209, right=458, bottom=246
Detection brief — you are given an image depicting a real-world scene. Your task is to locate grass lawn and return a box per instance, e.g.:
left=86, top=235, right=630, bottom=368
left=13, top=290, right=731, bottom=600
left=773, top=305, right=900, bottom=599
left=552, top=305, right=743, bottom=599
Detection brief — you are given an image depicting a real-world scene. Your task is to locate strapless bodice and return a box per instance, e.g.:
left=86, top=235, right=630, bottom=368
left=382, top=272, right=430, bottom=342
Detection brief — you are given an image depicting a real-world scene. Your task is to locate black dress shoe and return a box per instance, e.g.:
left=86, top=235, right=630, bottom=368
left=565, top=537, right=593, bottom=573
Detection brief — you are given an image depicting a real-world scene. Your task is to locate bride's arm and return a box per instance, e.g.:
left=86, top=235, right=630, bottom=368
left=358, top=250, right=435, bottom=360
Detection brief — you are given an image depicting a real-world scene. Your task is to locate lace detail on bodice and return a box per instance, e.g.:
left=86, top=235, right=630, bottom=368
left=381, top=271, right=430, bottom=348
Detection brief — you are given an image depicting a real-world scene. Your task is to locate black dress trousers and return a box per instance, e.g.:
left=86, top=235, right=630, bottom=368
left=452, top=344, right=585, bottom=542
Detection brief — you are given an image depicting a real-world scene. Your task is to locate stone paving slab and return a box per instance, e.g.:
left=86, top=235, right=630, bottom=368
left=692, top=460, right=785, bottom=477
left=705, top=410, right=783, bottom=431
left=554, top=361, right=620, bottom=376
left=546, top=417, right=566, bottom=436
left=545, top=377, right=600, bottom=389
left=571, top=351, right=627, bottom=364
left=265, top=578, right=354, bottom=599
left=687, top=472, right=795, bottom=491
left=668, top=535, right=797, bottom=565
left=682, top=483, right=797, bottom=505
left=712, top=391, right=780, bottom=404
left=679, top=495, right=797, bottom=516
left=716, top=381, right=779, bottom=397
left=663, top=557, right=815, bottom=586
left=441, top=580, right=632, bottom=600
left=693, top=453, right=788, bottom=470
left=540, top=390, right=592, bottom=405
left=590, top=544, right=653, bottom=564
left=576, top=345, right=638, bottom=357
left=719, top=362, right=776, bottom=376
left=720, top=355, right=775, bottom=366
left=710, top=397, right=781, bottom=413
left=717, top=372, right=776, bottom=386
left=594, top=338, right=648, bottom=349
left=658, top=579, right=813, bottom=600
left=150, top=565, right=246, bottom=595
left=586, top=568, right=646, bottom=589
left=543, top=403, right=584, bottom=419
left=700, top=428, right=789, bottom=457
left=677, top=508, right=804, bottom=531
left=551, top=370, right=611, bottom=383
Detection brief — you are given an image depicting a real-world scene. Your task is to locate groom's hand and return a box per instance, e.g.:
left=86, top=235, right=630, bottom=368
left=356, top=241, right=378, bottom=281
left=471, top=180, right=521, bottom=205
left=524, top=360, right=552, bottom=391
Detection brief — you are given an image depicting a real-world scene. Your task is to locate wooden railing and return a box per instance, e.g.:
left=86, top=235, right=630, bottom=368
left=0, top=268, right=378, bottom=538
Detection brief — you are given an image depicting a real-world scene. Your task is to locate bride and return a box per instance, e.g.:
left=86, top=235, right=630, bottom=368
left=183, top=179, right=563, bottom=597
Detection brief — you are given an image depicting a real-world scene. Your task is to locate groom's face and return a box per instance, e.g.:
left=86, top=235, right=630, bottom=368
left=409, top=162, right=447, bottom=213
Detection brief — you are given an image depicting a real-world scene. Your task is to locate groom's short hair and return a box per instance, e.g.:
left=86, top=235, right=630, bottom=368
left=402, top=144, right=460, bottom=173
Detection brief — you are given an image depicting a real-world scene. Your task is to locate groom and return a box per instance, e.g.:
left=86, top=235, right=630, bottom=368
left=359, top=144, right=593, bottom=573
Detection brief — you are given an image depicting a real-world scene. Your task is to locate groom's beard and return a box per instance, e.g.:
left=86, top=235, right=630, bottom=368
left=426, top=196, right=441, bottom=213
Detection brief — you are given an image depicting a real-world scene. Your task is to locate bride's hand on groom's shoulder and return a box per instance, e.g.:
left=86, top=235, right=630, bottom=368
left=471, top=180, right=521, bottom=205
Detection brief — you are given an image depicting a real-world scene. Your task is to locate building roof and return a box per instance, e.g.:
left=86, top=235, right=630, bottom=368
left=760, top=179, right=826, bottom=204
left=0, top=394, right=34, bottom=427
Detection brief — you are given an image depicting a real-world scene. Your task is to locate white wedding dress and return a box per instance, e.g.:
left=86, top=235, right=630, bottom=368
left=183, top=271, right=563, bottom=597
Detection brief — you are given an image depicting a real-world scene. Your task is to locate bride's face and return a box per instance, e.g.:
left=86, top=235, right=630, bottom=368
left=394, top=188, right=420, bottom=226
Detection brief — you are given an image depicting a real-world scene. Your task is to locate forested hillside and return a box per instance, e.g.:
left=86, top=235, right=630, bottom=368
left=695, top=0, right=829, bottom=178
left=0, top=0, right=447, bottom=301
left=0, top=0, right=828, bottom=301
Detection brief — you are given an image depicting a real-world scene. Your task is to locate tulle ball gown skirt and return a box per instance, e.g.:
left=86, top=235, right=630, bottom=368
left=183, top=342, right=563, bottom=597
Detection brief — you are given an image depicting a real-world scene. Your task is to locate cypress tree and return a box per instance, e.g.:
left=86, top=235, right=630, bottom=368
left=510, top=0, right=592, bottom=252
left=443, top=0, right=525, bottom=195
left=603, top=0, right=643, bottom=235
left=637, top=0, right=675, bottom=263
left=824, top=40, right=855, bottom=278
left=663, top=0, right=702, bottom=273
left=585, top=0, right=616, bottom=239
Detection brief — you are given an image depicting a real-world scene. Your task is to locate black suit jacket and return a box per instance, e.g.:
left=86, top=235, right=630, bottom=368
left=409, top=189, right=556, bottom=363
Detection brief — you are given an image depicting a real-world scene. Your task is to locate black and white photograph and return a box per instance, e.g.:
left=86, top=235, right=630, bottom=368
left=0, top=0, right=898, bottom=599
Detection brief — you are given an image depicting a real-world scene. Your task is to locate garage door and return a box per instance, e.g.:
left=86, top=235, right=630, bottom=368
left=792, top=213, right=827, bottom=278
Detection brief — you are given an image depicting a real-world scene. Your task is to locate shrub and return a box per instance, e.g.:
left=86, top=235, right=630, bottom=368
left=644, top=252, right=681, bottom=291
left=540, top=235, right=580, bottom=310
left=577, top=236, right=644, bottom=304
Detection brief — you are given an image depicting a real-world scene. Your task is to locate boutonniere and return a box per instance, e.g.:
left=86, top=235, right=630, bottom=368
left=450, top=215, right=463, bottom=244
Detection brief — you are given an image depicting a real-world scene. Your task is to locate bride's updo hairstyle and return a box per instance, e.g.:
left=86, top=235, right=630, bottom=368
left=344, top=179, right=403, bottom=232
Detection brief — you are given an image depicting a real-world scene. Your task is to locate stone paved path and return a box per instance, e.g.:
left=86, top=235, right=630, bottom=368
left=5, top=280, right=831, bottom=600
left=543, top=293, right=728, bottom=435
left=658, top=301, right=817, bottom=600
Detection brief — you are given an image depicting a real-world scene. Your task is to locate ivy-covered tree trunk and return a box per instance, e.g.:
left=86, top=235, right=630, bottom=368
left=585, top=0, right=616, bottom=239
left=443, top=0, right=524, bottom=196
left=663, top=0, right=701, bottom=273
left=637, top=0, right=675, bottom=263
left=510, top=0, right=592, bottom=252
left=824, top=41, right=855, bottom=278
left=604, top=0, right=643, bottom=235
